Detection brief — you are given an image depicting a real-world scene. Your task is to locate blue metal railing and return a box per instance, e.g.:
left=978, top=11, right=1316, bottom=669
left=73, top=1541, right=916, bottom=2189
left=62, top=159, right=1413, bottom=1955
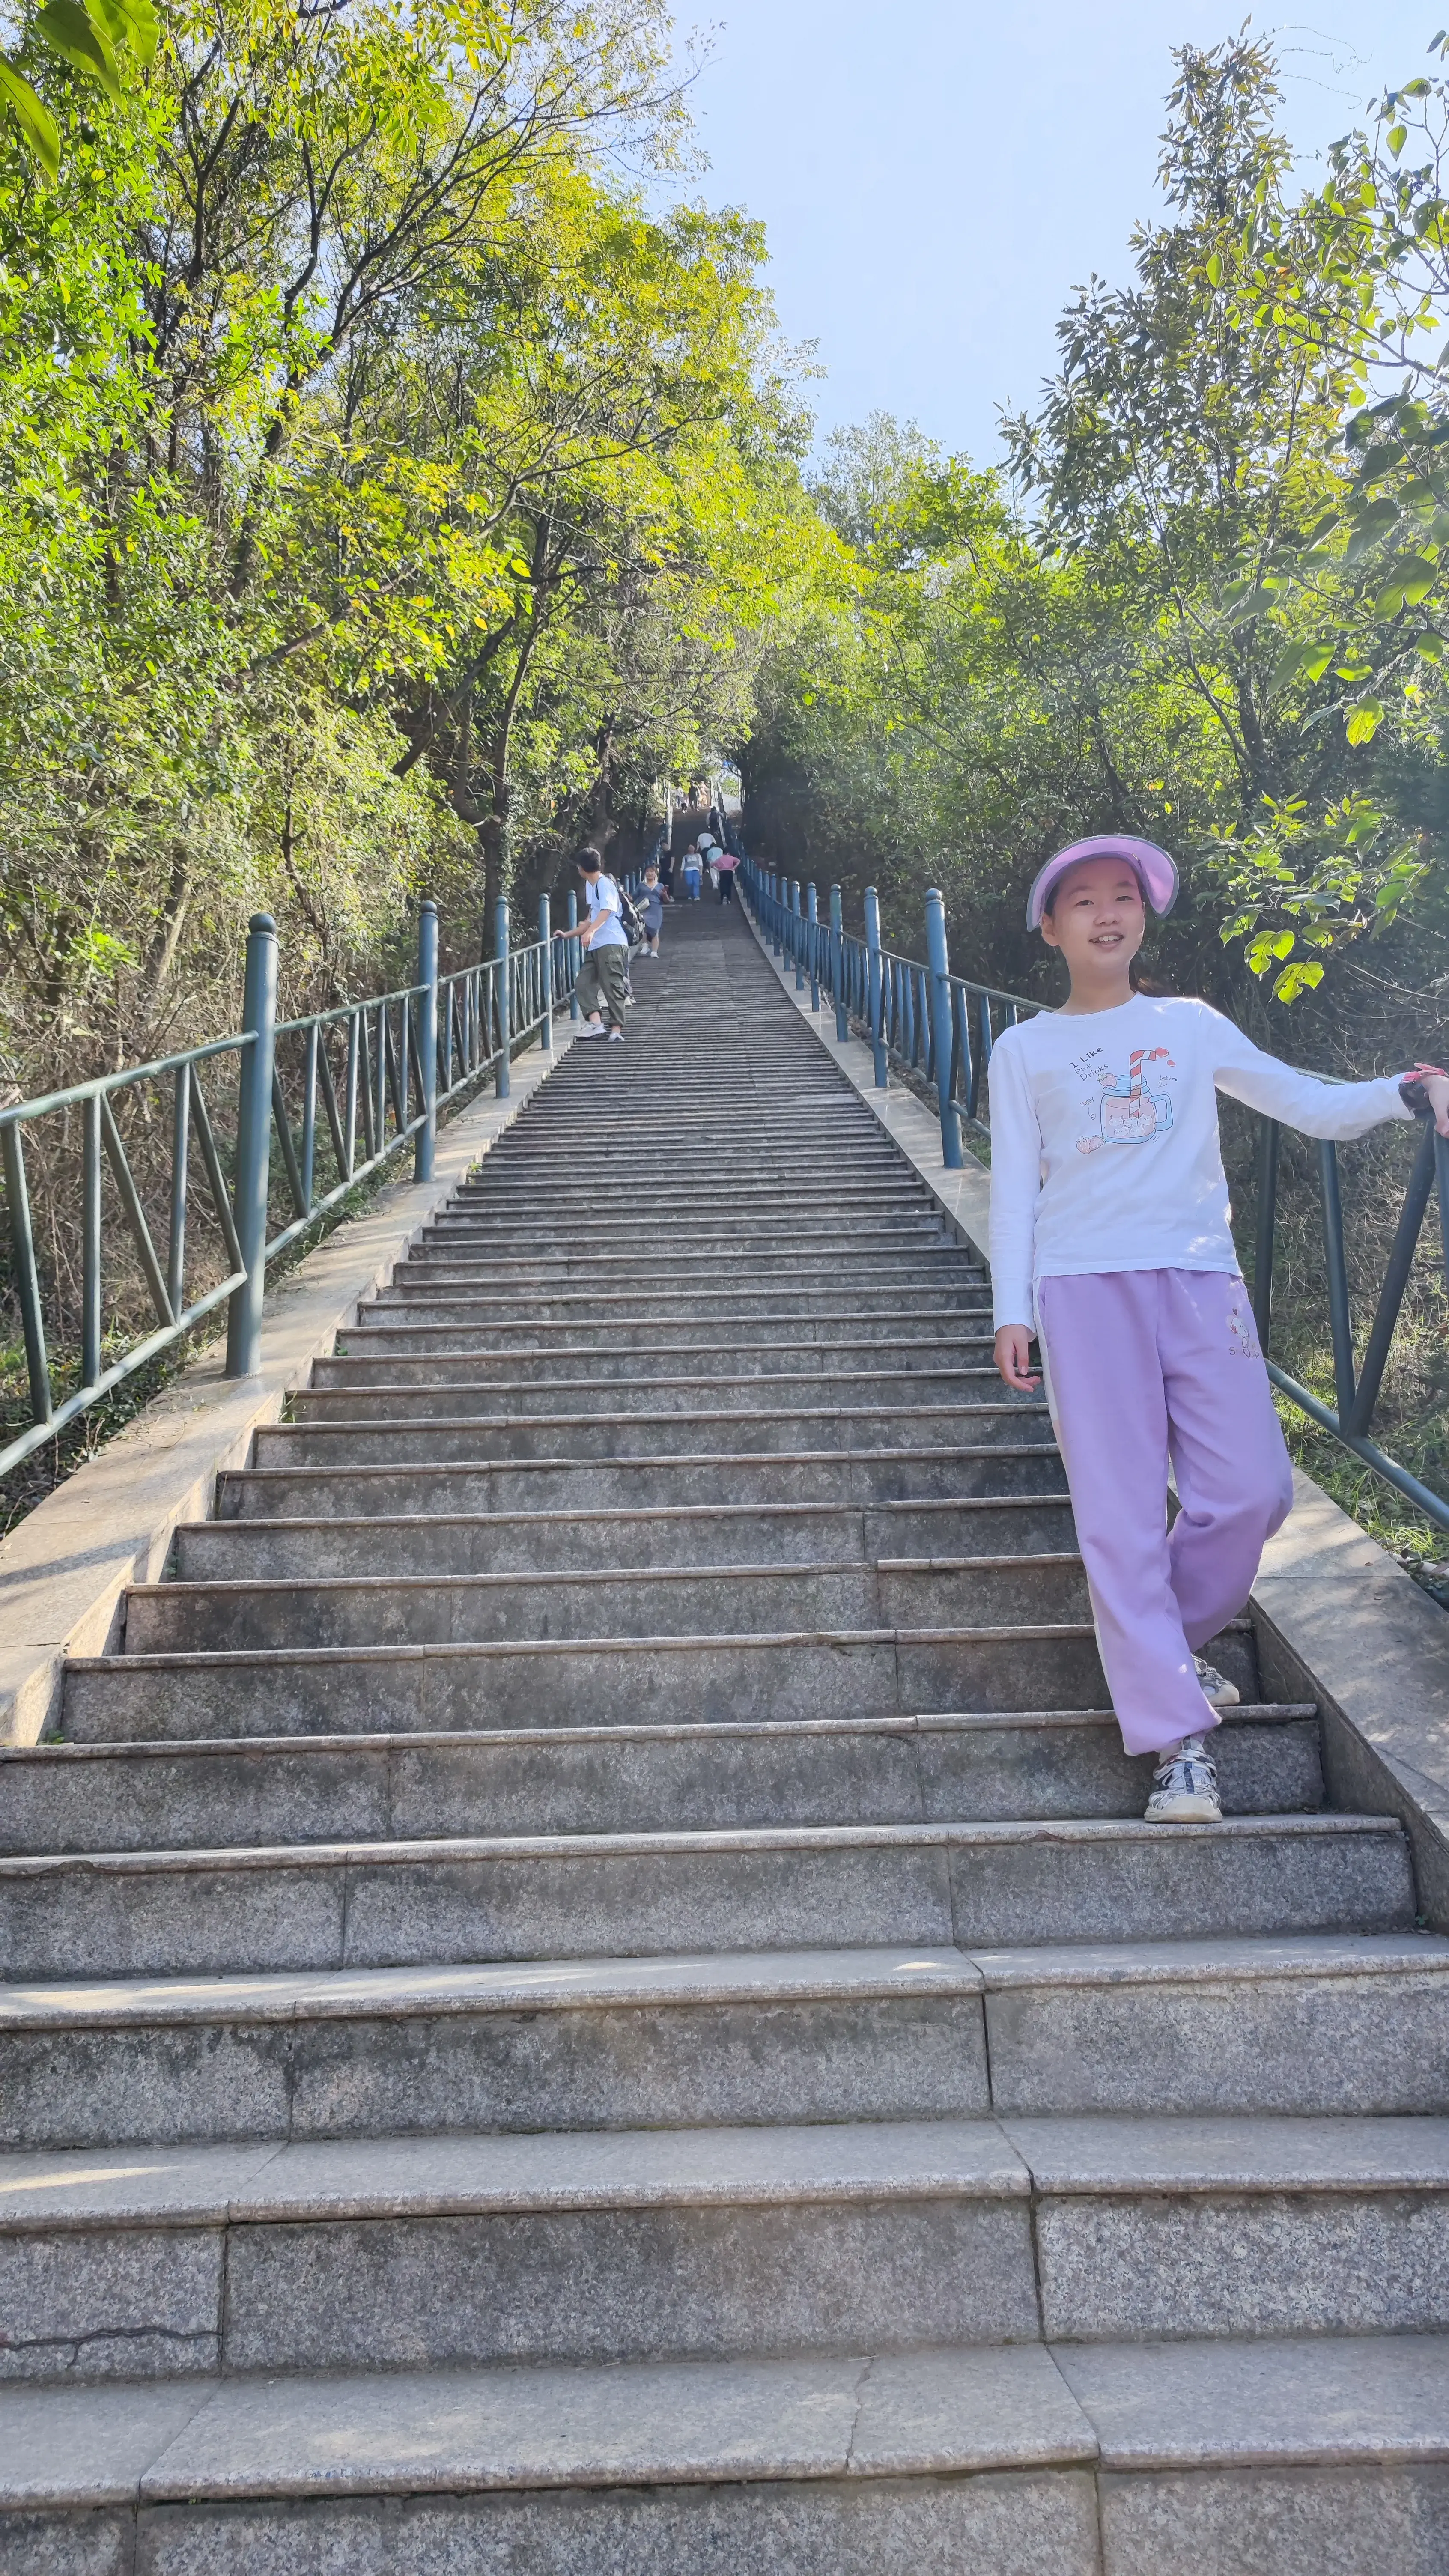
left=0, top=872, right=639, bottom=1480
left=739, top=853, right=1449, bottom=1535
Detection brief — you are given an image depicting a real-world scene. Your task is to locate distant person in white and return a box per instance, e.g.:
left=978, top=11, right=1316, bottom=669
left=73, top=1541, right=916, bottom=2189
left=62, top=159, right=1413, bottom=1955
left=987, top=835, right=1449, bottom=1823
left=571, top=848, right=629, bottom=1040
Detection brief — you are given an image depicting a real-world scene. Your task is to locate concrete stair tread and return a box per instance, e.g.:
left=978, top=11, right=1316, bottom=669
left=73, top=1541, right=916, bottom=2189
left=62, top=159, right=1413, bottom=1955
left=132, top=1549, right=1087, bottom=1602
left=0, top=1944, right=986, bottom=2030
left=291, top=1368, right=1007, bottom=1398
left=0, top=2115, right=1031, bottom=2230
left=999, top=2109, right=1449, bottom=2189
left=970, top=1928, right=1449, bottom=1988
left=1055, top=2330, right=1449, bottom=2469
left=12, top=1929, right=1441, bottom=2027
left=0, top=1811, right=1407, bottom=1879
left=5, top=2332, right=1449, bottom=2514
left=260, top=1400, right=1051, bottom=1431
left=10, top=2108, right=1449, bottom=2236
left=0, top=2343, right=1101, bottom=2510
left=15, top=1704, right=1310, bottom=1765
left=182, top=1495, right=1068, bottom=1538
left=74, top=1620, right=1106, bottom=1675
left=342, top=1305, right=997, bottom=1333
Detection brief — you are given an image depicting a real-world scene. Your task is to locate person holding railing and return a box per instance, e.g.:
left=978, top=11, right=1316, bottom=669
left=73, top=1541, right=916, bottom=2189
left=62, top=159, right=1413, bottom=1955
left=570, top=849, right=629, bottom=1041
left=988, top=834, right=1449, bottom=1826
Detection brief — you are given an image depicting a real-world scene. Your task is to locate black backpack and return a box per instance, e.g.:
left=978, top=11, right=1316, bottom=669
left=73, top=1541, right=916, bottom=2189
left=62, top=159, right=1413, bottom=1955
left=613, top=880, right=644, bottom=943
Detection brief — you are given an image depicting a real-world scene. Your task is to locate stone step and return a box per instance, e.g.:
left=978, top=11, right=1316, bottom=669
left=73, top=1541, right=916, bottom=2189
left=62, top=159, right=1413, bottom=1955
left=357, top=1286, right=992, bottom=1323
left=177, top=1495, right=1078, bottom=1577
left=369, top=1263, right=979, bottom=1305
left=251, top=1404, right=1050, bottom=1467
left=122, top=1554, right=1094, bottom=1654
left=216, top=1446, right=1071, bottom=1521
left=0, top=1946, right=993, bottom=2150
left=415, top=1206, right=959, bottom=1243
left=3, top=1705, right=1321, bottom=1858
left=439, top=1179, right=939, bottom=1211
left=8, top=1932, right=1448, bottom=2155
left=335, top=1311, right=997, bottom=1357
left=394, top=1240, right=972, bottom=1279
left=432, top=1184, right=936, bottom=1219
left=0, top=2117, right=1042, bottom=2382
left=1006, top=2110, right=1449, bottom=2342
left=8, top=2114, right=1449, bottom=2389
left=0, top=1813, right=1411, bottom=1980
left=312, top=1338, right=997, bottom=1387
left=5, top=2332, right=1448, bottom=2572
left=63, top=1619, right=1126, bottom=1743
left=395, top=1240, right=969, bottom=1279
left=286, top=1371, right=1008, bottom=1424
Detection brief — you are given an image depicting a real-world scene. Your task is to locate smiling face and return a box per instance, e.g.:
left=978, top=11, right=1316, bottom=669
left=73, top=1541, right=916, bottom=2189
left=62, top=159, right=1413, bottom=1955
left=1040, top=856, right=1146, bottom=990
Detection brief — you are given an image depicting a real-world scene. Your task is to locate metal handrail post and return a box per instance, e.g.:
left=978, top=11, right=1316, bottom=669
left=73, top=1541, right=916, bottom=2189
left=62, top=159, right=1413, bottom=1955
left=864, top=887, right=888, bottom=1087
left=414, top=900, right=438, bottom=1182
left=829, top=885, right=848, bottom=1042
left=225, top=912, right=278, bottom=1377
left=567, top=892, right=581, bottom=1019
left=494, top=895, right=511, bottom=1099
left=924, top=889, right=963, bottom=1169
left=771, top=873, right=783, bottom=958
left=806, top=883, right=820, bottom=1010
left=791, top=881, right=805, bottom=990
left=538, top=895, right=553, bottom=1050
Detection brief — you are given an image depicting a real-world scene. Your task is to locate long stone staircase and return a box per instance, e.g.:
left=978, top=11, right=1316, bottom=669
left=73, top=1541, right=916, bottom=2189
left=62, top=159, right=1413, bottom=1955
left=3, top=899, right=1449, bottom=2573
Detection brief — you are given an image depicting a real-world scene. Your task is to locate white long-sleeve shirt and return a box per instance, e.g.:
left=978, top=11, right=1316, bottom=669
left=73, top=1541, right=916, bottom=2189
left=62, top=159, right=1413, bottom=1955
left=986, top=992, right=1411, bottom=1331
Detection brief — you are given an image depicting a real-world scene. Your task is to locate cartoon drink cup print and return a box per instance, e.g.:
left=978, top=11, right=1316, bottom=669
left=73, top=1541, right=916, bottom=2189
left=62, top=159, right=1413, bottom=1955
left=1099, top=1047, right=1174, bottom=1142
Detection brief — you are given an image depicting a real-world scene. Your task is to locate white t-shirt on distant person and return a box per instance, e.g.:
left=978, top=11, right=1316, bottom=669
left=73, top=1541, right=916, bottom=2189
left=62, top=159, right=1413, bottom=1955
left=986, top=991, right=1411, bottom=1331
left=585, top=876, right=628, bottom=949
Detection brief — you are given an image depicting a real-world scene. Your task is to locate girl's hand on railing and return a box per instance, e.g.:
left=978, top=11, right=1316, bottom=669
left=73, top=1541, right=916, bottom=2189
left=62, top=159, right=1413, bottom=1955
left=994, top=1324, right=1040, bottom=1393
left=1403, top=1063, right=1449, bottom=1135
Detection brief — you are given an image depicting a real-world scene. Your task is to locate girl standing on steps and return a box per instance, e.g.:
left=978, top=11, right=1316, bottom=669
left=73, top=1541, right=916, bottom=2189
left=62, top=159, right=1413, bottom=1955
left=988, top=835, right=1449, bottom=1825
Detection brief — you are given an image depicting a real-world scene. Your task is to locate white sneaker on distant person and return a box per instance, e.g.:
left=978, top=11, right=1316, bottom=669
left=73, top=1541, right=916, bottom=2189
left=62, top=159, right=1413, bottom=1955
left=577, top=1020, right=606, bottom=1038
left=1145, top=1733, right=1221, bottom=1822
left=608, top=1027, right=624, bottom=1042
left=1193, top=1655, right=1240, bottom=1708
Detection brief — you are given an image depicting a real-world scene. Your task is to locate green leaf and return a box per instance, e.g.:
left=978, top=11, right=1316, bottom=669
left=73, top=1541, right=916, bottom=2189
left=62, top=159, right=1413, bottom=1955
left=1415, top=629, right=1446, bottom=660
left=1345, top=698, right=1384, bottom=745
left=1272, top=960, right=1324, bottom=1002
left=34, top=0, right=122, bottom=98
left=1270, top=637, right=1334, bottom=691
left=0, top=57, right=59, bottom=176
left=1388, top=122, right=1408, bottom=156
left=1397, top=552, right=1437, bottom=605
left=1225, top=584, right=1277, bottom=624
left=87, top=0, right=158, bottom=65
left=1247, top=930, right=1295, bottom=972
left=1204, top=251, right=1222, bottom=286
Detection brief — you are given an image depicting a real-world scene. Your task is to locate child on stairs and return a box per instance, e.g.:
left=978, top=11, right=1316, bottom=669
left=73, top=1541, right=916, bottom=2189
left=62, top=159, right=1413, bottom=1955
left=988, top=835, right=1449, bottom=1824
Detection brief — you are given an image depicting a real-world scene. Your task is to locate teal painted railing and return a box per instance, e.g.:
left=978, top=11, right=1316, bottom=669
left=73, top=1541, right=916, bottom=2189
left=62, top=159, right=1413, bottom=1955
left=739, top=854, right=1449, bottom=1536
left=0, top=878, right=639, bottom=1479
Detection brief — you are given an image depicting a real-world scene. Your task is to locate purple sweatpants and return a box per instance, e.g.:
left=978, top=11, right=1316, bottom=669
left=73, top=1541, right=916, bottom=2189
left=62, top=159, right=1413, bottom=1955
left=1035, top=1268, right=1294, bottom=1758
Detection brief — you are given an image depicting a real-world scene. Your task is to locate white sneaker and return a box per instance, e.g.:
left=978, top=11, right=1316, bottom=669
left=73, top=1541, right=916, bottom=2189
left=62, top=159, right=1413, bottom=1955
left=1145, top=1734, right=1222, bottom=1822
left=1193, top=1655, right=1240, bottom=1708
left=577, top=1022, right=606, bottom=1038
left=608, top=1028, right=624, bottom=1042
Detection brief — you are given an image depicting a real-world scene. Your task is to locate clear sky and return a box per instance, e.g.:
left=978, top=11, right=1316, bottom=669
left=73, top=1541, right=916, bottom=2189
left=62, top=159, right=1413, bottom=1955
left=680, top=4, right=1442, bottom=463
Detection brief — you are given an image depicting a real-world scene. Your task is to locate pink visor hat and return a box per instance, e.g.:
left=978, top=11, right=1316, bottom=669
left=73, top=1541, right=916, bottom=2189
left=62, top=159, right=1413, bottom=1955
left=1026, top=835, right=1179, bottom=930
